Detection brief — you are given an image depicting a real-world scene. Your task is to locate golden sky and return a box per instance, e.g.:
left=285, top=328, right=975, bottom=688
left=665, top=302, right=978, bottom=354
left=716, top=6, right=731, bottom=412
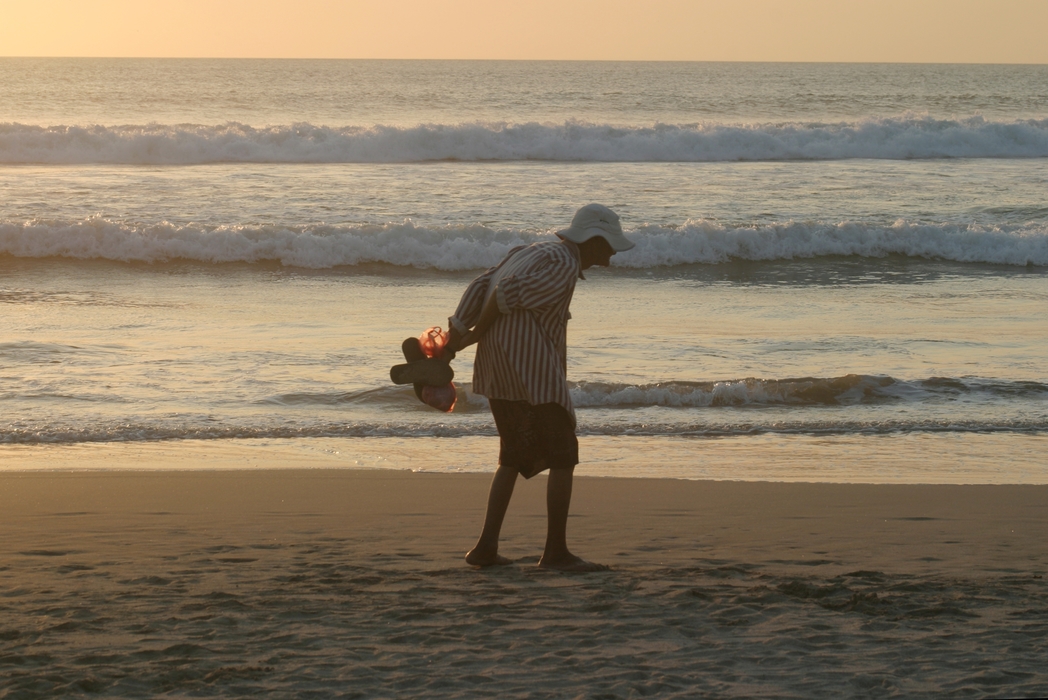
left=3, top=0, right=1046, bottom=63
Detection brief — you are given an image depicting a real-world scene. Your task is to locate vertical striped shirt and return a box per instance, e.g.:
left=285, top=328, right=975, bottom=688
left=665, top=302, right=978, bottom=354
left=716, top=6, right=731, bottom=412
left=449, top=240, right=582, bottom=424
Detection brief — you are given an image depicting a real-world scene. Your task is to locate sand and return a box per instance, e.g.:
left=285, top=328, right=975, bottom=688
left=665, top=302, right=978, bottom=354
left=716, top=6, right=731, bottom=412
left=2, top=464, right=1047, bottom=698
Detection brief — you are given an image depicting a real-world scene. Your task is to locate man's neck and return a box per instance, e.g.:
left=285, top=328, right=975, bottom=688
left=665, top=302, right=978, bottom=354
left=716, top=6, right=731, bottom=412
left=559, top=239, right=585, bottom=279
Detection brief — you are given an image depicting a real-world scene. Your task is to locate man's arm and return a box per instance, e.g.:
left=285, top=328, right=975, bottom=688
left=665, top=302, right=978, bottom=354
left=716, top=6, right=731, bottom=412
left=491, top=248, right=578, bottom=313
left=448, top=272, right=493, bottom=338
left=446, top=246, right=526, bottom=345
left=456, top=291, right=502, bottom=349
left=447, top=243, right=576, bottom=353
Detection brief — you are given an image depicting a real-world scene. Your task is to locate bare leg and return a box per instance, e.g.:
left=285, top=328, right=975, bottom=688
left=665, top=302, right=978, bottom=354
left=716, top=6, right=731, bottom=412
left=464, top=464, right=518, bottom=566
left=538, top=466, right=608, bottom=571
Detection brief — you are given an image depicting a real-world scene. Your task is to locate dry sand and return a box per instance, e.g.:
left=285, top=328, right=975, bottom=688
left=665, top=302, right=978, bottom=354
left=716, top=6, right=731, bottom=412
left=2, top=465, right=1047, bottom=698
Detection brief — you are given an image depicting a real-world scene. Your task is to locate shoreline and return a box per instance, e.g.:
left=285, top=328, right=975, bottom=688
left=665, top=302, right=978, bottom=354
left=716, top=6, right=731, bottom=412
left=3, top=432, right=1047, bottom=483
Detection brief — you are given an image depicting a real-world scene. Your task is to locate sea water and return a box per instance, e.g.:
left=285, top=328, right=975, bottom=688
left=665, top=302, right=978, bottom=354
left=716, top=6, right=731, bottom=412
left=2, top=59, right=1046, bottom=482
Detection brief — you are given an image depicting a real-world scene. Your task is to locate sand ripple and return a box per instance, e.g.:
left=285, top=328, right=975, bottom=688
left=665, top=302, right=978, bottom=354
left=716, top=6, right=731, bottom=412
left=3, top=539, right=1047, bottom=698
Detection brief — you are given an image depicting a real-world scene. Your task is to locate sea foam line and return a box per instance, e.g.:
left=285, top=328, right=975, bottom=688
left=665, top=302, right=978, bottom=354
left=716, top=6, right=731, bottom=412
left=2, top=116, right=1048, bottom=164
left=265, top=376, right=1048, bottom=410
left=2, top=218, right=1046, bottom=268
left=2, top=419, right=1044, bottom=445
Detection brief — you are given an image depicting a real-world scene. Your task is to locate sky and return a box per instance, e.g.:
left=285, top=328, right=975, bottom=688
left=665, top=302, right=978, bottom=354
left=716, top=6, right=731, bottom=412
left=2, top=0, right=1047, bottom=63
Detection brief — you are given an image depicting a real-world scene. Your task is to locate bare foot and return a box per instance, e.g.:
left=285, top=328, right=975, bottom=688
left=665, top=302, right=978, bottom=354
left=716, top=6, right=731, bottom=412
left=465, top=549, right=514, bottom=567
left=537, top=554, right=609, bottom=572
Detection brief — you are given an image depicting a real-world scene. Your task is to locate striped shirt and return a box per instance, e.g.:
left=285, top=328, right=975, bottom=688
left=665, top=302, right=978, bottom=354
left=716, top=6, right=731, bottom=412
left=449, top=240, right=582, bottom=423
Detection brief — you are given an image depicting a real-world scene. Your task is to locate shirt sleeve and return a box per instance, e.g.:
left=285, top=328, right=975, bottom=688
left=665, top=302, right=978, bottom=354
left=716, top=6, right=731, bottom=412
left=448, top=271, right=493, bottom=334
left=448, top=246, right=526, bottom=333
left=494, top=247, right=578, bottom=313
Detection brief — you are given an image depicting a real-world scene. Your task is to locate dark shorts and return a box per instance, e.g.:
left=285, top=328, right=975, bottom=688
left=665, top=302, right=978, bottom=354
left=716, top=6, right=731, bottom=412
left=489, top=399, right=579, bottom=479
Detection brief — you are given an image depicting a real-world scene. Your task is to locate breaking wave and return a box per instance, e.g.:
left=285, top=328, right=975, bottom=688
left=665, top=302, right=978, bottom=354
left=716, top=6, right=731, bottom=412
left=570, top=375, right=1048, bottom=408
left=3, top=116, right=1048, bottom=164
left=2, top=218, right=1046, bottom=268
left=4, top=375, right=1044, bottom=445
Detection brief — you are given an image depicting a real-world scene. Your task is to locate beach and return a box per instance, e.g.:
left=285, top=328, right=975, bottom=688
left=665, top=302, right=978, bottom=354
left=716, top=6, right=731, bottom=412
left=3, top=456, right=1047, bottom=698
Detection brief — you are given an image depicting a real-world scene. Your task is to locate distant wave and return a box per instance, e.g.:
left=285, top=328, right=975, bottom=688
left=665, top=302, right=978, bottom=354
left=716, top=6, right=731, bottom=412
left=3, top=218, right=1046, bottom=268
left=2, top=116, right=1048, bottom=164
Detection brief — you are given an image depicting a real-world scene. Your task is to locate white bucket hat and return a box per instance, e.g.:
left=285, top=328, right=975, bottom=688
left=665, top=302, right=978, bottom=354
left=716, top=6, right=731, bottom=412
left=556, top=203, right=635, bottom=252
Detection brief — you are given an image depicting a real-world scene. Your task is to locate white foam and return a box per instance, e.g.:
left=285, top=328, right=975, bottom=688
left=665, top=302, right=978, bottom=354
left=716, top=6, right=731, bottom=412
left=0, top=219, right=537, bottom=268
left=2, top=218, right=1045, bottom=268
left=570, top=377, right=886, bottom=408
left=5, top=416, right=1044, bottom=445
left=2, top=116, right=1047, bottom=164
left=622, top=220, right=1048, bottom=267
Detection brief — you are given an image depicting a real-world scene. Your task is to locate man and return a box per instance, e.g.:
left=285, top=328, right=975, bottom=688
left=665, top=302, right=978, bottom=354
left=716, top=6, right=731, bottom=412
left=446, top=204, right=634, bottom=571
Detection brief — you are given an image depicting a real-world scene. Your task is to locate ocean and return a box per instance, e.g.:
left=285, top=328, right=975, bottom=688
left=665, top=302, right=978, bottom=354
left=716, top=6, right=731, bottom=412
left=2, top=58, right=1046, bottom=482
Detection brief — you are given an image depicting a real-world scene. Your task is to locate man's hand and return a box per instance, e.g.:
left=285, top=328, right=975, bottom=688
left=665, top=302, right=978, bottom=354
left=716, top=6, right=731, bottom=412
left=447, top=325, right=464, bottom=354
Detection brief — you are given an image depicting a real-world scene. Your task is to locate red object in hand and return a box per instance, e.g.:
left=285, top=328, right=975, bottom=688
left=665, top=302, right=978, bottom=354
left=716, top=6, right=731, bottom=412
left=419, top=326, right=449, bottom=359
left=419, top=327, right=457, bottom=412
left=421, top=383, right=457, bottom=413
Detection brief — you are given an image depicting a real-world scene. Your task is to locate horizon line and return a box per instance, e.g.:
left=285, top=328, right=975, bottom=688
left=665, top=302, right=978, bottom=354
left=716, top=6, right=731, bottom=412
left=2, top=56, right=1046, bottom=66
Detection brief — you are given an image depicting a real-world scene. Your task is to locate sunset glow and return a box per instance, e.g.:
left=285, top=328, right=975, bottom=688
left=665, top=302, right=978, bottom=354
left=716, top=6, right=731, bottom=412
left=3, top=0, right=1047, bottom=63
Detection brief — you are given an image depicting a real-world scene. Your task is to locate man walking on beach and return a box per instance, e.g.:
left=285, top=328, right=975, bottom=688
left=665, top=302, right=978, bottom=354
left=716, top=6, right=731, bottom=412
left=446, top=204, right=634, bottom=571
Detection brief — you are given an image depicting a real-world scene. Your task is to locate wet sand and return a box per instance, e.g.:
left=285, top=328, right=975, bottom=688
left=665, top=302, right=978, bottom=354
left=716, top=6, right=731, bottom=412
left=2, top=466, right=1047, bottom=698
